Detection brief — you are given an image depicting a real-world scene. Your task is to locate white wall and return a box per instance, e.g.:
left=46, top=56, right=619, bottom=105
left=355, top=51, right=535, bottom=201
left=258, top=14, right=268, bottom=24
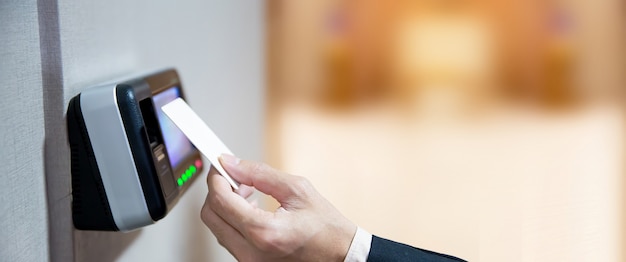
left=0, top=1, right=49, bottom=261
left=2, top=0, right=264, bottom=261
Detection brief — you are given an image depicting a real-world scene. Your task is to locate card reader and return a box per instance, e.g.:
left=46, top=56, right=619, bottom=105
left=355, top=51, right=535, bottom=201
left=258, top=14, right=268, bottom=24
left=67, top=69, right=204, bottom=231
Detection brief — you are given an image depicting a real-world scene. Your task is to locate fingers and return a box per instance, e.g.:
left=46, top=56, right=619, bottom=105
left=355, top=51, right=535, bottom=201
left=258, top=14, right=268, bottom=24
left=207, top=169, right=271, bottom=235
left=219, top=154, right=310, bottom=203
left=207, top=165, right=255, bottom=199
left=236, top=184, right=255, bottom=199
left=201, top=195, right=251, bottom=258
left=206, top=166, right=220, bottom=185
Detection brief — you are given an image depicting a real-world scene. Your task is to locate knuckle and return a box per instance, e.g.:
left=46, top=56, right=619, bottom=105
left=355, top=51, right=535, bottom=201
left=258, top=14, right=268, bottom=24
left=290, top=176, right=312, bottom=197
left=201, top=209, right=217, bottom=231
left=207, top=192, right=229, bottom=216
left=207, top=191, right=222, bottom=208
left=215, top=237, right=226, bottom=247
left=200, top=202, right=212, bottom=225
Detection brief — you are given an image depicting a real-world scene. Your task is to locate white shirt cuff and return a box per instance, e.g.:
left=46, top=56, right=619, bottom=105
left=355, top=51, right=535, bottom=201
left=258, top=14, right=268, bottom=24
left=343, top=227, right=372, bottom=262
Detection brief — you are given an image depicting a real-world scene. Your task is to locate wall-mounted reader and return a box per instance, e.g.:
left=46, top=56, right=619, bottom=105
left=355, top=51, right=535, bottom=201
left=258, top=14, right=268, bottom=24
left=67, top=69, right=204, bottom=231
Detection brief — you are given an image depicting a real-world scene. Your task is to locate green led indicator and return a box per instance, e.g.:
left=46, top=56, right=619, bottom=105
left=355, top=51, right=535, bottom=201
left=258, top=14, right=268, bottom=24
left=177, top=165, right=200, bottom=187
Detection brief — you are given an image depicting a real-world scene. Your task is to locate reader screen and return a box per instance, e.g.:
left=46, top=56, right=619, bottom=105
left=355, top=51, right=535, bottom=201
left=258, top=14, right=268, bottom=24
left=152, top=87, right=194, bottom=168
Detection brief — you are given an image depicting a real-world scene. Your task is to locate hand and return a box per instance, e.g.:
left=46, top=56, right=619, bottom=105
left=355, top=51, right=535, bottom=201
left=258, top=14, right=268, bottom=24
left=201, top=154, right=357, bottom=262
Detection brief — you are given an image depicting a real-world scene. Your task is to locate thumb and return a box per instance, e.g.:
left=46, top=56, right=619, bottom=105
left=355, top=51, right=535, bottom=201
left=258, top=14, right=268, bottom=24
left=219, top=154, right=305, bottom=203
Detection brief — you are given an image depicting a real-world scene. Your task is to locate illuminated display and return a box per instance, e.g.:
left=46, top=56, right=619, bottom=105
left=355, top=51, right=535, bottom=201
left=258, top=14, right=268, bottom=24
left=152, top=87, right=195, bottom=169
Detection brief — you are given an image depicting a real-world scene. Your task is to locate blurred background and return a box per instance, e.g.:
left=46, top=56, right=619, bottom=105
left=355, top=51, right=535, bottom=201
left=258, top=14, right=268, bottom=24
left=263, top=0, right=625, bottom=261
left=3, top=0, right=622, bottom=261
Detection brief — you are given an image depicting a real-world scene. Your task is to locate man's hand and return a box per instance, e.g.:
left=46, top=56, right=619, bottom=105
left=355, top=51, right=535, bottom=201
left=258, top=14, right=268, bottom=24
left=201, top=154, right=357, bottom=262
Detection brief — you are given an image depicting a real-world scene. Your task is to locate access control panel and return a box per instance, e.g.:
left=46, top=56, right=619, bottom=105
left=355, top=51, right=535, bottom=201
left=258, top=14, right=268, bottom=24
left=67, top=69, right=203, bottom=231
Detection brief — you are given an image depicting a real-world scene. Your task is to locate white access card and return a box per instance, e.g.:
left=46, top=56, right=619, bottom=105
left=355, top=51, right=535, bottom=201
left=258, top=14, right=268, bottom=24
left=161, top=98, right=240, bottom=190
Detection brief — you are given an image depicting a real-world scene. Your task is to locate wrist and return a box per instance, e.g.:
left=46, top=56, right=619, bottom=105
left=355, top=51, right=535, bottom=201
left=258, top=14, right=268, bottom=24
left=330, top=218, right=358, bottom=261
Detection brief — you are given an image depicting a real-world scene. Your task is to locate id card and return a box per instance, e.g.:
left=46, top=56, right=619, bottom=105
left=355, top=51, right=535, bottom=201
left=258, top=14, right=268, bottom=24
left=161, top=98, right=240, bottom=190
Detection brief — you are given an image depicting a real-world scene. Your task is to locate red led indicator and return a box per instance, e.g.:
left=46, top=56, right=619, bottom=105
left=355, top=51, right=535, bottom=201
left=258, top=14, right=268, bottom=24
left=195, top=159, right=202, bottom=169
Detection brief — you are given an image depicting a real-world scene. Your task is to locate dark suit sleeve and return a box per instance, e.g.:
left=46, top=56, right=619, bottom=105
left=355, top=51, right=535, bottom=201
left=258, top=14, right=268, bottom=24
left=367, top=235, right=466, bottom=262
